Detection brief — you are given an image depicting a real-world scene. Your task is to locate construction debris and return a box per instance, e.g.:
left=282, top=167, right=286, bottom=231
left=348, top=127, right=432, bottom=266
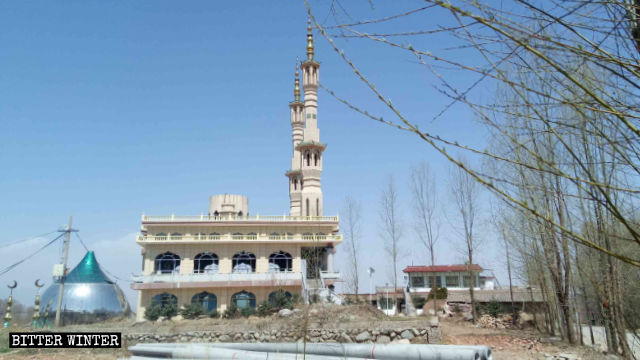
left=476, top=314, right=514, bottom=329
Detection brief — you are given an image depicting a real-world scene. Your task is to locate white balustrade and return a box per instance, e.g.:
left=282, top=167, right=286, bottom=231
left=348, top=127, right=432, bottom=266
left=142, top=214, right=339, bottom=222
left=137, top=234, right=342, bottom=242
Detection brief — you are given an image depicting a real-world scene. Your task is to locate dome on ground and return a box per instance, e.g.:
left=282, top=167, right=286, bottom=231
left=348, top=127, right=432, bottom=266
left=39, top=251, right=131, bottom=324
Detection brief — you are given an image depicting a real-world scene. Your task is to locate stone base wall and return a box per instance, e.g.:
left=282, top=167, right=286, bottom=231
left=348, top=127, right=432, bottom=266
left=124, top=327, right=441, bottom=345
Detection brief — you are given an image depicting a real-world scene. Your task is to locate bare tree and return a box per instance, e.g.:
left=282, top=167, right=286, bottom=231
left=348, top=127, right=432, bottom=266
left=410, top=162, right=440, bottom=316
left=379, top=176, right=402, bottom=293
left=304, top=2, right=640, bottom=355
left=342, top=195, right=362, bottom=301
left=450, top=157, right=480, bottom=324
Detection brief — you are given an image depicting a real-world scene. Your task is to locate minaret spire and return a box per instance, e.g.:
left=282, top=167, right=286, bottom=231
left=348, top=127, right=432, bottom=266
left=287, top=19, right=324, bottom=217
left=287, top=56, right=305, bottom=217
left=306, top=18, right=314, bottom=61
left=294, top=57, right=301, bottom=102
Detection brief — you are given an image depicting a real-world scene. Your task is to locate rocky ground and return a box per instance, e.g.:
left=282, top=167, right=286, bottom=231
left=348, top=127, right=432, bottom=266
left=442, top=316, right=619, bottom=360
left=0, top=304, right=624, bottom=359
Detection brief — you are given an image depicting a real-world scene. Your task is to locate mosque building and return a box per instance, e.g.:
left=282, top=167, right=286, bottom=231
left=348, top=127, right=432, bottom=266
left=131, top=21, right=342, bottom=320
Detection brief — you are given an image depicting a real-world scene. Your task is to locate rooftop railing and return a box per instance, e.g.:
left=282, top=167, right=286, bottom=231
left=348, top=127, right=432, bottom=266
left=142, top=214, right=339, bottom=222
left=136, top=233, right=342, bottom=242
left=131, top=271, right=302, bottom=284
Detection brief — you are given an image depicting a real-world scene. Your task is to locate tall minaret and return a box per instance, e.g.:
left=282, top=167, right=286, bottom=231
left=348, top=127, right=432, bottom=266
left=286, top=60, right=304, bottom=216
left=297, top=19, right=325, bottom=217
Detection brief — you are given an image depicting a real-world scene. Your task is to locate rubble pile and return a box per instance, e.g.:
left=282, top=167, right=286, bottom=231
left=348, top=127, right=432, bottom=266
left=477, top=314, right=515, bottom=329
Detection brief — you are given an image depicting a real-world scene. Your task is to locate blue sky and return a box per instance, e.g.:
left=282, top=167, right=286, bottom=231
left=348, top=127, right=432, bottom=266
left=0, top=1, right=506, bottom=308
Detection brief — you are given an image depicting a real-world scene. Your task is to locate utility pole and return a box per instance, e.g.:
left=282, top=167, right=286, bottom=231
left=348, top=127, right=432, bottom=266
left=367, top=267, right=375, bottom=305
left=55, top=216, right=76, bottom=327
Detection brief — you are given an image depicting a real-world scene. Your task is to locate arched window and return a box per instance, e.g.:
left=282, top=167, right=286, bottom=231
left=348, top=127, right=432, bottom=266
left=209, top=232, right=220, bottom=240
left=232, top=232, right=243, bottom=240
left=294, top=178, right=298, bottom=190
left=155, top=252, right=180, bottom=274
left=269, top=251, right=293, bottom=272
left=269, top=232, right=280, bottom=240
left=268, top=290, right=292, bottom=306
left=194, top=252, right=218, bottom=274
left=232, top=291, right=256, bottom=309
left=316, top=198, right=319, bottom=216
left=213, top=211, right=219, bottom=217
left=305, top=152, right=311, bottom=166
left=232, top=251, right=256, bottom=273
left=151, top=293, right=177, bottom=307
left=306, top=198, right=310, bottom=216
left=247, top=232, right=257, bottom=240
left=300, top=179, right=304, bottom=190
left=314, top=153, right=318, bottom=166
left=170, top=232, right=182, bottom=240
left=238, top=211, right=243, bottom=217
left=156, top=233, right=167, bottom=240
left=191, top=292, right=217, bottom=312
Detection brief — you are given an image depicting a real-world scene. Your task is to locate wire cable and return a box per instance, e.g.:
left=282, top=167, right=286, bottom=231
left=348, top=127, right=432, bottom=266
left=74, top=232, right=90, bottom=252
left=101, top=267, right=132, bottom=283
left=0, top=230, right=58, bottom=249
left=72, top=232, right=132, bottom=283
left=0, top=233, right=65, bottom=277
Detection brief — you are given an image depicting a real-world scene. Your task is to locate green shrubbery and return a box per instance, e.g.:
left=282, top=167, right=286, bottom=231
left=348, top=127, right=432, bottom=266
left=427, top=287, right=448, bottom=300
left=223, top=303, right=239, bottom=319
left=179, top=303, right=206, bottom=319
left=256, top=301, right=274, bottom=317
left=270, top=290, right=294, bottom=310
left=144, top=303, right=178, bottom=321
left=146, top=290, right=300, bottom=321
left=482, top=300, right=504, bottom=318
left=240, top=306, right=256, bottom=317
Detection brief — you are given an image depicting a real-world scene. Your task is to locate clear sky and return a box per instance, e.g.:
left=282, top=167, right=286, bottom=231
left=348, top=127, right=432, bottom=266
left=0, top=1, right=506, bottom=309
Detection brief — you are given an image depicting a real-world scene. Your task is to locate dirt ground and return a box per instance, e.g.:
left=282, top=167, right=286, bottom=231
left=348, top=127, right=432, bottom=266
left=441, top=317, right=613, bottom=360
left=0, top=304, right=619, bottom=359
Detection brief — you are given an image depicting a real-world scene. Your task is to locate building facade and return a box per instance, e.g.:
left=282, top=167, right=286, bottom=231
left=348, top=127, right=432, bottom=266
left=131, top=22, right=341, bottom=321
left=404, top=264, right=493, bottom=292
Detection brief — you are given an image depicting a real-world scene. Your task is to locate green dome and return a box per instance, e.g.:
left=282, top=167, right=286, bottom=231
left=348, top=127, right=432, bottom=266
left=64, top=251, right=112, bottom=284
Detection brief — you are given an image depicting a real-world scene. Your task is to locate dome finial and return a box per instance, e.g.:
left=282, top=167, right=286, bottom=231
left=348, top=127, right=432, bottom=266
left=294, top=57, right=301, bottom=101
left=306, top=18, right=314, bottom=61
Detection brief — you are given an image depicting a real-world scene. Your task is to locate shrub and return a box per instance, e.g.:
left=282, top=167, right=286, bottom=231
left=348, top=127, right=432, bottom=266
left=269, top=290, right=293, bottom=310
left=159, top=303, right=178, bottom=319
left=427, top=287, right=448, bottom=300
left=223, top=303, right=238, bottom=319
left=483, top=300, right=504, bottom=318
left=207, top=309, right=219, bottom=318
left=256, top=301, right=274, bottom=317
left=179, top=303, right=205, bottom=319
left=240, top=306, right=256, bottom=317
left=144, top=304, right=163, bottom=321
left=412, top=296, right=427, bottom=309
left=290, top=293, right=301, bottom=305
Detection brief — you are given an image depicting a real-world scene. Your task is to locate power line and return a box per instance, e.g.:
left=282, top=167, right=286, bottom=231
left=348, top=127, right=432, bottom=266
left=0, top=231, right=58, bottom=250
left=73, top=232, right=131, bottom=283
left=74, top=232, right=90, bottom=252
left=0, top=233, right=65, bottom=277
left=101, top=267, right=132, bottom=283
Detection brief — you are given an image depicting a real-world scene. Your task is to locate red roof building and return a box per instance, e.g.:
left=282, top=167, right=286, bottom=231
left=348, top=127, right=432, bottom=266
left=403, top=264, right=483, bottom=273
